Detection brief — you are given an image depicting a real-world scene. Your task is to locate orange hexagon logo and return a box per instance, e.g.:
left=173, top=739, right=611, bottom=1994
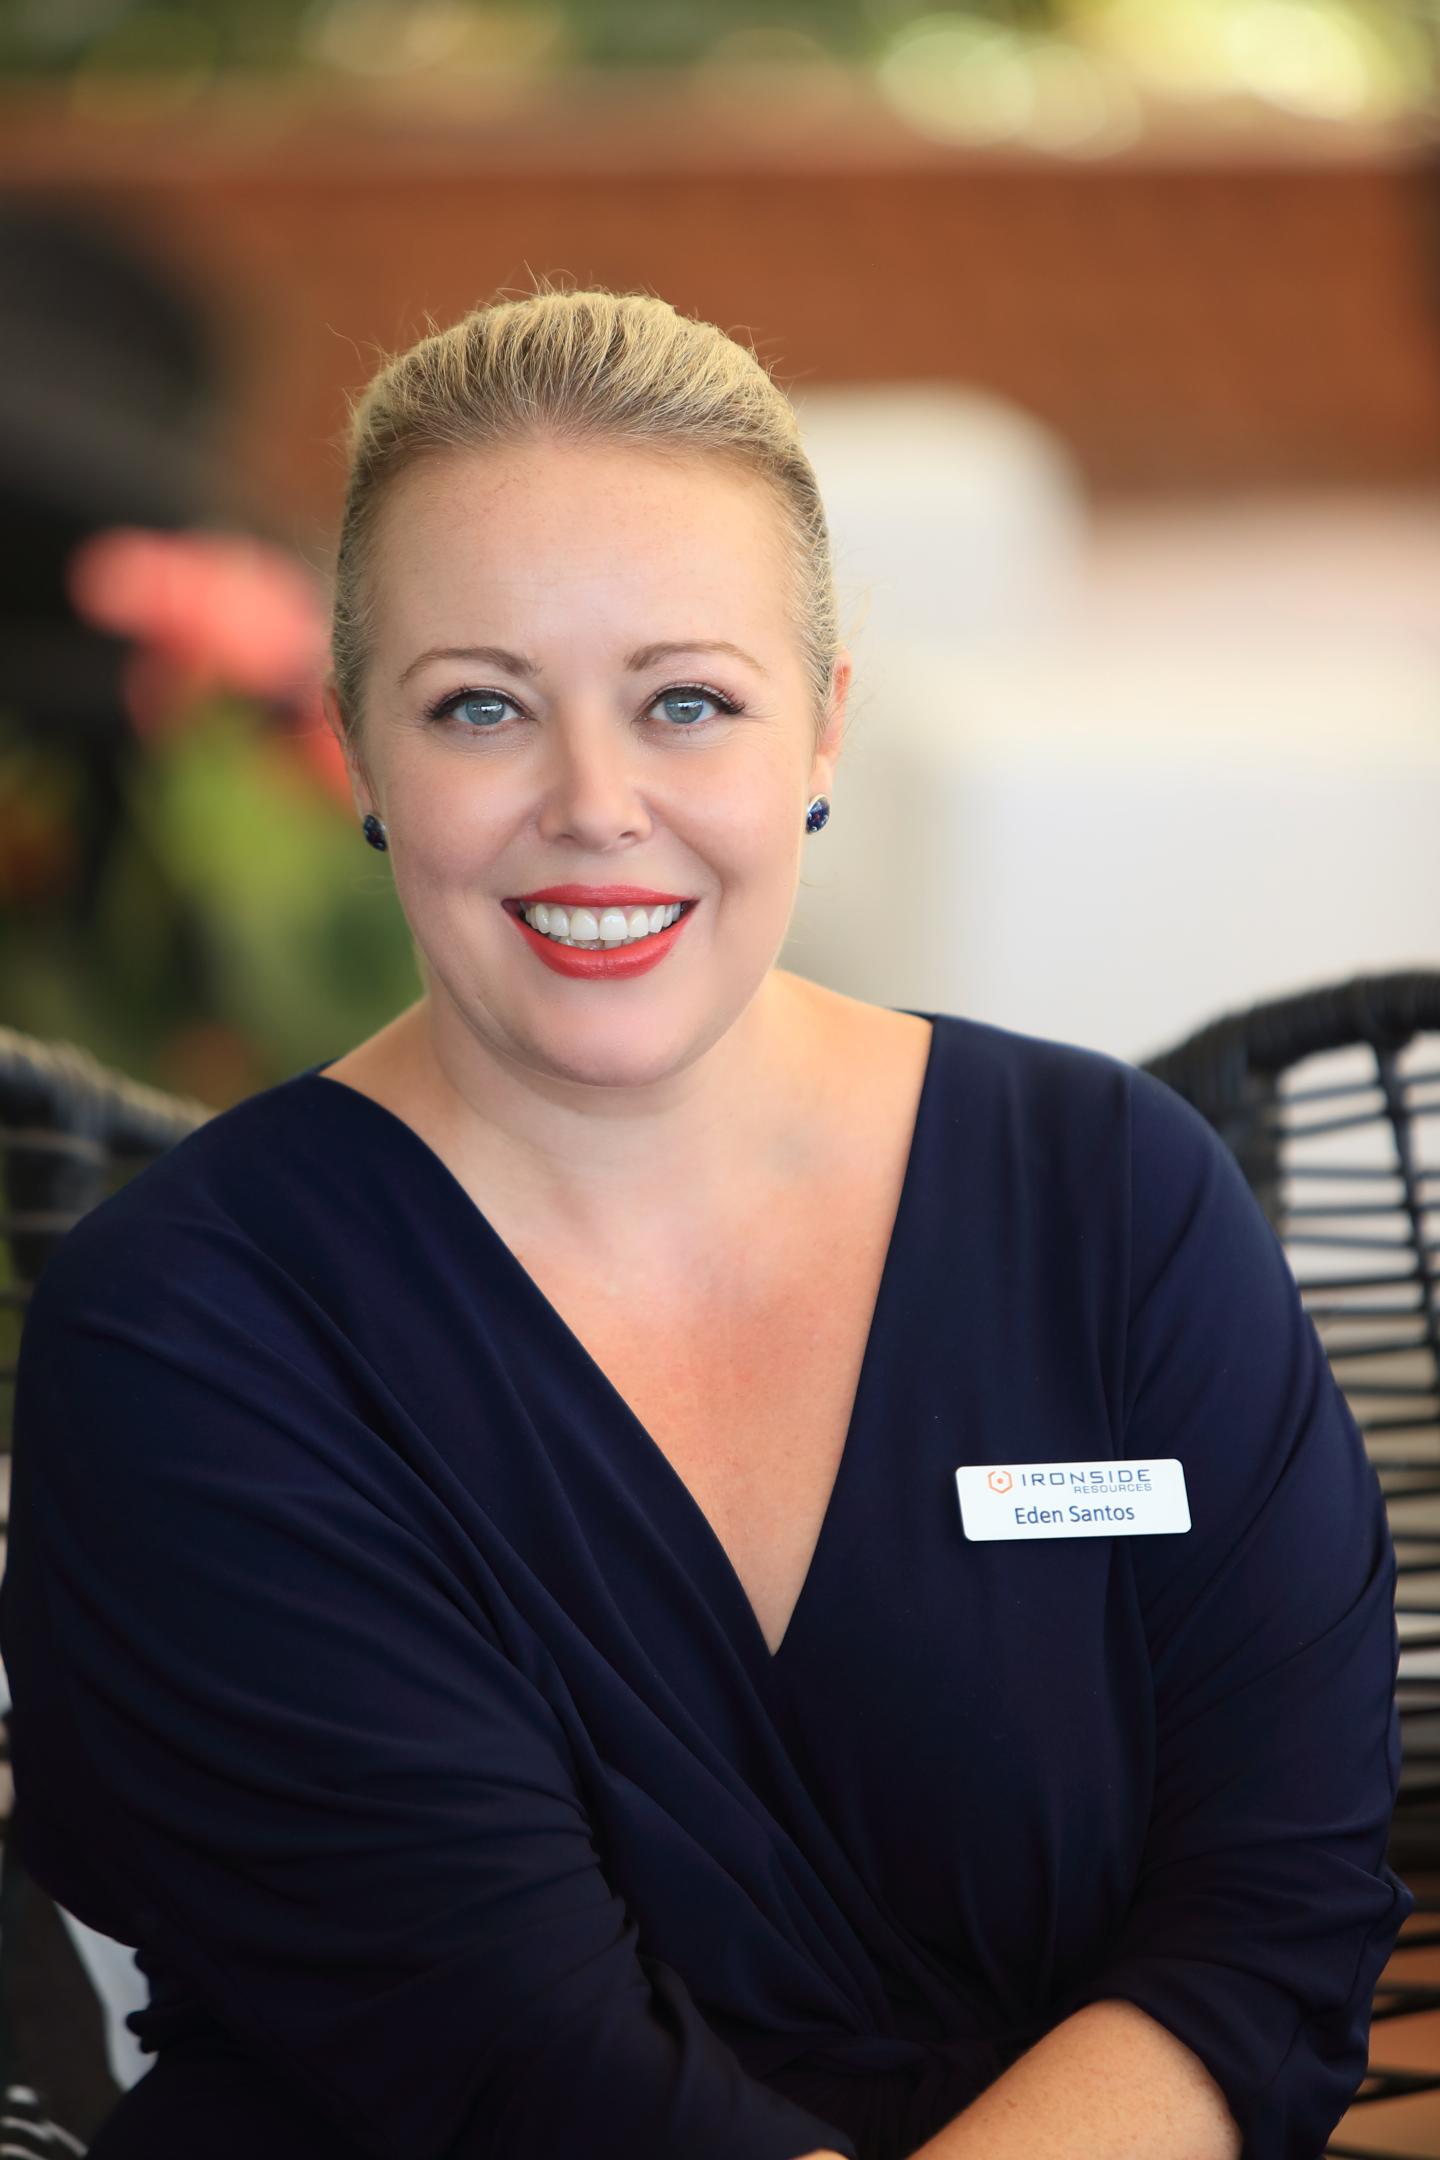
left=987, top=1469, right=1013, bottom=1493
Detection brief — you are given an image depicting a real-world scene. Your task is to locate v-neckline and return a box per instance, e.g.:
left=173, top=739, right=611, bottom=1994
left=298, top=1007, right=944, bottom=1678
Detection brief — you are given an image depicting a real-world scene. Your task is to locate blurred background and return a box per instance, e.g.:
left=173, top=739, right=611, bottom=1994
left=3, top=0, right=1440, bottom=1105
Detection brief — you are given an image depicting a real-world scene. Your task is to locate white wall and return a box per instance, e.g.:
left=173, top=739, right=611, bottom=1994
left=783, top=388, right=1440, bottom=1067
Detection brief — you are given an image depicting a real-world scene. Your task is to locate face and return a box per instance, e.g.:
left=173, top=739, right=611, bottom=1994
left=330, top=438, right=847, bottom=1093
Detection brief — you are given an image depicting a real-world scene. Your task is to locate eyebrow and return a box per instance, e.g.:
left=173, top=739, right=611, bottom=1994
left=396, top=639, right=768, bottom=689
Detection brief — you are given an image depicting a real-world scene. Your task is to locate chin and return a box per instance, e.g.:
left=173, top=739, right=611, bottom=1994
left=519, top=1007, right=703, bottom=1083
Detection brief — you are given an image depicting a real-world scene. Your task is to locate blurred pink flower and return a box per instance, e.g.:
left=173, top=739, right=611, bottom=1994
left=69, top=526, right=327, bottom=696
left=65, top=524, right=353, bottom=807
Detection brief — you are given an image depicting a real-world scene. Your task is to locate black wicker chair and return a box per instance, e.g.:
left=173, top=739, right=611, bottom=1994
left=1142, top=967, right=1440, bottom=2160
left=0, top=1025, right=212, bottom=2151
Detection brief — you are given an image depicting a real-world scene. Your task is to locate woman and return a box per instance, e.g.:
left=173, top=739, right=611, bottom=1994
left=0, top=283, right=1412, bottom=2160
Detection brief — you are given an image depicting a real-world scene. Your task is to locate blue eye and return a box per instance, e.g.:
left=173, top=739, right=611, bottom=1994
left=653, top=686, right=736, bottom=727
left=442, top=691, right=509, bottom=730
left=423, top=682, right=743, bottom=733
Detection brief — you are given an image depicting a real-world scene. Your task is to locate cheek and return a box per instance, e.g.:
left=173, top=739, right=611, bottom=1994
left=683, top=758, right=801, bottom=866
left=389, top=759, right=499, bottom=860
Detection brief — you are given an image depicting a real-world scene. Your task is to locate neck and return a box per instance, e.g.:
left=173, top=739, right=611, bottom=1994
left=384, top=972, right=833, bottom=1253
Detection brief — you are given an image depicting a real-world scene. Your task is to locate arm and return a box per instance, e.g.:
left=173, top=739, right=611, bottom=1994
left=921, top=1067, right=1410, bottom=2160
left=906, top=1999, right=1239, bottom=2158
left=0, top=1223, right=858, bottom=2160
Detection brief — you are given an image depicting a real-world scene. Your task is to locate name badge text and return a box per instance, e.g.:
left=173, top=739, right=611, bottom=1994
left=956, top=1458, right=1190, bottom=1541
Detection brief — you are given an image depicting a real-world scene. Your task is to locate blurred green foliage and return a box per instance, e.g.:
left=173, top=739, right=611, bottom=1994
left=0, top=0, right=1432, bottom=135
left=0, top=0, right=1427, bottom=86
left=0, top=697, right=419, bottom=1104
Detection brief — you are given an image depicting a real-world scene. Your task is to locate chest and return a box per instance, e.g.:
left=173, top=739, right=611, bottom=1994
left=513, top=1184, right=902, bottom=1659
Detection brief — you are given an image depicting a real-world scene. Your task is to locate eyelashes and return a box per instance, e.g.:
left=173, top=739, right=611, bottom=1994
left=421, top=682, right=746, bottom=734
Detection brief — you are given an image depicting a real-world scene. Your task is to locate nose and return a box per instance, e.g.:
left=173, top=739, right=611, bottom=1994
left=534, top=707, right=652, bottom=850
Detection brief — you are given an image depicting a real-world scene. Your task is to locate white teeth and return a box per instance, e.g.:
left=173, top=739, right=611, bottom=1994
left=519, top=900, right=686, bottom=948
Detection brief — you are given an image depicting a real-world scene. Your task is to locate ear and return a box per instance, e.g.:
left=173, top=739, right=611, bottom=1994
left=809, top=649, right=850, bottom=801
left=322, top=677, right=378, bottom=822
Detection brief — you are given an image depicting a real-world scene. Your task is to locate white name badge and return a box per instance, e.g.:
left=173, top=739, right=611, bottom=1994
left=956, top=1458, right=1191, bottom=1541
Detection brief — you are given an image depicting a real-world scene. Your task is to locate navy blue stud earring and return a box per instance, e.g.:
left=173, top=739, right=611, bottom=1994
left=805, top=796, right=830, bottom=834
left=362, top=813, right=389, bottom=852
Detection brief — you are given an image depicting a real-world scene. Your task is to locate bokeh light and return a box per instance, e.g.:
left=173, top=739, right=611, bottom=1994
left=1077, top=0, right=1431, bottom=124
left=877, top=17, right=1036, bottom=145
left=1222, top=0, right=1414, bottom=122
left=0, top=0, right=1433, bottom=135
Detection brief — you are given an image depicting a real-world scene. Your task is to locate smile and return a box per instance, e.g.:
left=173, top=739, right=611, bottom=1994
left=503, top=898, right=694, bottom=950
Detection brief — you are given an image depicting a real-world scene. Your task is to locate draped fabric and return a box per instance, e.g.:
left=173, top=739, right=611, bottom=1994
left=0, top=1008, right=1412, bottom=2160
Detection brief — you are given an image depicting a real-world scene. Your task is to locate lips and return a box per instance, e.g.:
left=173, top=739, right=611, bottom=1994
left=505, top=887, right=698, bottom=978
left=508, top=886, right=693, bottom=906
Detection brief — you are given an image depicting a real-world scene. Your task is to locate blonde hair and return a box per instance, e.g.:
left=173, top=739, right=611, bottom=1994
left=328, top=276, right=842, bottom=755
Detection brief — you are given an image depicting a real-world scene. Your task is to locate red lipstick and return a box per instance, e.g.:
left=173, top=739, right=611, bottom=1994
left=503, top=891, right=698, bottom=980
left=510, top=884, right=691, bottom=905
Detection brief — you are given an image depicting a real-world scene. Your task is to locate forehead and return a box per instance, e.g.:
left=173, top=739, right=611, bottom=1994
left=367, top=440, right=794, bottom=655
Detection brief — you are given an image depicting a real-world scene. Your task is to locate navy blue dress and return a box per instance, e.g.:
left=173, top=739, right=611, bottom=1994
left=0, top=1009, right=1412, bottom=2160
